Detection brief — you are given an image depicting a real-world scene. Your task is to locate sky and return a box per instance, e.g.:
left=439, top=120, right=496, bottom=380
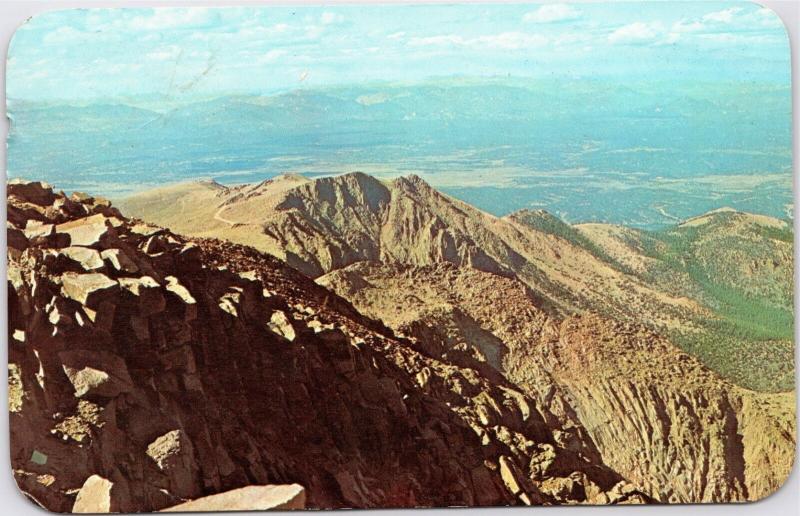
left=6, top=2, right=790, bottom=103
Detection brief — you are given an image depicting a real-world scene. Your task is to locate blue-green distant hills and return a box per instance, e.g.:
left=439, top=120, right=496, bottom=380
left=7, top=79, right=792, bottom=228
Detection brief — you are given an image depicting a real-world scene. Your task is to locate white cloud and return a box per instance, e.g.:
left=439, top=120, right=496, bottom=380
left=408, top=34, right=465, bottom=47
left=28, top=70, right=49, bottom=80
left=698, top=33, right=780, bottom=45
left=523, top=4, right=581, bottom=24
left=474, top=32, right=548, bottom=50
left=671, top=20, right=704, bottom=33
left=608, top=22, right=664, bottom=44
left=130, top=8, right=214, bottom=31
left=320, top=12, right=344, bottom=25
left=753, top=7, right=784, bottom=28
left=305, top=25, right=325, bottom=39
left=409, top=32, right=547, bottom=50
left=669, top=6, right=784, bottom=41
left=387, top=31, right=406, bottom=40
left=552, top=32, right=592, bottom=46
left=702, top=7, right=743, bottom=24
left=146, top=45, right=182, bottom=61
left=42, top=26, right=83, bottom=44
left=258, top=49, right=288, bottom=63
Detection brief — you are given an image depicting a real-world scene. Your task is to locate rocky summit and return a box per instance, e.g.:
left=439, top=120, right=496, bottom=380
left=8, top=180, right=655, bottom=512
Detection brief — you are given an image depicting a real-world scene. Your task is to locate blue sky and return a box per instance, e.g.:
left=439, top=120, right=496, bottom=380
left=6, top=2, right=790, bottom=102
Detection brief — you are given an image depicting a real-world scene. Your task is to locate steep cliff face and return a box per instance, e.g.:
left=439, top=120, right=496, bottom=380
left=7, top=182, right=648, bottom=512
left=317, top=262, right=797, bottom=504
left=543, top=315, right=795, bottom=503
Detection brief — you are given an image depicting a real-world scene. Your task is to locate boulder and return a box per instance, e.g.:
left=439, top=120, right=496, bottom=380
left=60, top=350, right=134, bottom=398
left=82, top=300, right=118, bottom=332
left=130, top=223, right=165, bottom=237
left=46, top=296, right=75, bottom=329
left=70, top=191, right=94, bottom=203
left=54, top=196, right=90, bottom=219
left=24, top=221, right=54, bottom=240
left=61, top=273, right=118, bottom=308
left=164, top=276, right=196, bottom=304
left=24, top=220, right=70, bottom=248
left=7, top=224, right=29, bottom=251
left=146, top=430, right=185, bottom=470
left=101, top=248, right=139, bottom=273
left=160, top=484, right=305, bottom=512
left=144, top=235, right=170, bottom=255
left=218, top=290, right=242, bottom=317
left=267, top=311, right=296, bottom=341
left=176, top=243, right=203, bottom=271
left=499, top=456, right=531, bottom=505
left=56, top=214, right=117, bottom=248
left=146, top=430, right=199, bottom=499
left=8, top=180, right=55, bottom=206
left=165, top=276, right=197, bottom=321
left=119, top=276, right=166, bottom=316
left=529, top=444, right=557, bottom=479
left=307, top=319, right=335, bottom=333
left=72, top=475, right=116, bottom=513
left=57, top=247, right=105, bottom=271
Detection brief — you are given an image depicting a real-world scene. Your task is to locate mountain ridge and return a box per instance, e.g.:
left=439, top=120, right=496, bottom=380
left=118, top=171, right=790, bottom=342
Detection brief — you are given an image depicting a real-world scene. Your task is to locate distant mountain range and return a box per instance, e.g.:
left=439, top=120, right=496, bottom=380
left=8, top=80, right=792, bottom=228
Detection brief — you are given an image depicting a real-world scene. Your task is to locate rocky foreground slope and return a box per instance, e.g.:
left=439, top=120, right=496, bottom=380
left=7, top=181, right=651, bottom=512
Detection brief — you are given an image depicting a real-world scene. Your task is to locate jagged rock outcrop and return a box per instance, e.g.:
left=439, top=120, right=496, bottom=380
left=8, top=182, right=648, bottom=512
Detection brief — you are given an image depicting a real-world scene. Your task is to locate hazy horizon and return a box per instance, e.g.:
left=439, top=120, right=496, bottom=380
left=5, top=4, right=793, bottom=229
left=7, top=4, right=790, bottom=102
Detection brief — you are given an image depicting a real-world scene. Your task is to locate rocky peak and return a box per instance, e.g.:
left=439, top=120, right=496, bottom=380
left=391, top=174, right=434, bottom=194
left=281, top=172, right=391, bottom=215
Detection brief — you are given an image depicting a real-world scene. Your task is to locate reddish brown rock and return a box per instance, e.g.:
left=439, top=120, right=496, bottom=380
left=60, top=272, right=118, bottom=308
left=101, top=248, right=139, bottom=273
left=59, top=350, right=134, bottom=398
left=8, top=179, right=56, bottom=206
left=54, top=246, right=105, bottom=271
left=7, top=224, right=29, bottom=251
left=56, top=214, right=117, bottom=248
